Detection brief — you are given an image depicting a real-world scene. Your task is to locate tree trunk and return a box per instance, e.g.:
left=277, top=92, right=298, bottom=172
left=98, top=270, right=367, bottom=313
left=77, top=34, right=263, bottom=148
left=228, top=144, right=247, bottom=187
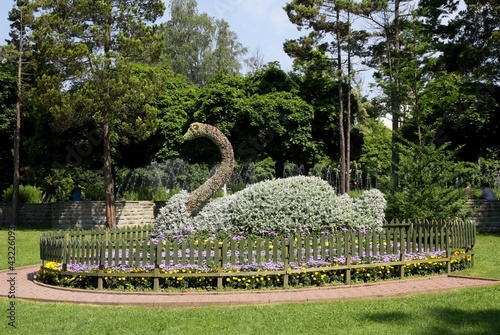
left=336, top=9, right=346, bottom=194
left=103, top=120, right=116, bottom=229
left=12, top=103, right=20, bottom=227
left=346, top=10, right=352, bottom=194
left=275, top=154, right=285, bottom=179
left=12, top=7, right=24, bottom=227
left=391, top=0, right=402, bottom=187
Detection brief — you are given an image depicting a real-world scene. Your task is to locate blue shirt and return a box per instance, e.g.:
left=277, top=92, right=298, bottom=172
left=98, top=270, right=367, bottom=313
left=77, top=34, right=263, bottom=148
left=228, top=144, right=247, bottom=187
left=72, top=189, right=82, bottom=201
left=481, top=187, right=497, bottom=201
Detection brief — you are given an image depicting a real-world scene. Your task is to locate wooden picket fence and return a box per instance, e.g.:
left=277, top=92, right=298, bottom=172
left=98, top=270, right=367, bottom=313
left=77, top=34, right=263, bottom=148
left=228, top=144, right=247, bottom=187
left=39, top=220, right=476, bottom=290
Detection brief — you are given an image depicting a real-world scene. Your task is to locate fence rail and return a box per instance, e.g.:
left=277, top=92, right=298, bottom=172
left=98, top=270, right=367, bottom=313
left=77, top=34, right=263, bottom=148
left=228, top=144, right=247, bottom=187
left=39, top=220, right=476, bottom=290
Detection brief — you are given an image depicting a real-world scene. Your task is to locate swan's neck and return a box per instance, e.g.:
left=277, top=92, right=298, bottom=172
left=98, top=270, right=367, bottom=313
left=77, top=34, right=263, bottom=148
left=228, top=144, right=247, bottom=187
left=184, top=124, right=234, bottom=215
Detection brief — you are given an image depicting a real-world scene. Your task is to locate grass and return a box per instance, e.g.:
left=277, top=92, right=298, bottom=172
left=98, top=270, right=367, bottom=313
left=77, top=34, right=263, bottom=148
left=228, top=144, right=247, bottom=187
left=0, top=227, right=52, bottom=270
left=453, top=233, right=500, bottom=279
left=0, top=286, right=499, bottom=334
left=1, top=228, right=499, bottom=334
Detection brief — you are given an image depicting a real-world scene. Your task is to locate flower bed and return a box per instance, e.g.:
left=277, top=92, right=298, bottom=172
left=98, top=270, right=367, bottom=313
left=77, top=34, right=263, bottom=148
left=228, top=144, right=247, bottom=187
left=37, top=224, right=474, bottom=291
left=38, top=251, right=472, bottom=291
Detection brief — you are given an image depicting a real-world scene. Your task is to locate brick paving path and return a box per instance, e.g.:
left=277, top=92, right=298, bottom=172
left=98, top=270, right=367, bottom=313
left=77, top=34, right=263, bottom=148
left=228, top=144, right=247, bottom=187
left=2, top=265, right=499, bottom=308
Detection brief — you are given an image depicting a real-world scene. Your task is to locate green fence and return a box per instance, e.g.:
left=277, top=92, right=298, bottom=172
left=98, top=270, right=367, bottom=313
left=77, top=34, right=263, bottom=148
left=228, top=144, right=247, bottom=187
left=39, top=220, right=476, bottom=290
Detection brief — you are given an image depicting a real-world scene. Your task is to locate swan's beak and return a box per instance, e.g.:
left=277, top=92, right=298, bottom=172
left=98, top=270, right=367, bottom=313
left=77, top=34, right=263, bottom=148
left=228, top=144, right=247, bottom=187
left=183, top=123, right=202, bottom=141
left=183, top=128, right=194, bottom=141
left=183, top=126, right=197, bottom=141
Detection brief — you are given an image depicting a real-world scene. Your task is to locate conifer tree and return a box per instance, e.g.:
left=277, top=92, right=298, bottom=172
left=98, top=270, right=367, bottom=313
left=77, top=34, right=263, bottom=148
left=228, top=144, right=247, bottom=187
left=30, top=0, right=166, bottom=228
left=3, top=1, right=34, bottom=226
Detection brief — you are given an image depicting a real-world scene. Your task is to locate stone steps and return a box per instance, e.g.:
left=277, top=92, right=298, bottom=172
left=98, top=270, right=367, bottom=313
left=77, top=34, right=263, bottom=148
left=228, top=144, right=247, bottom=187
left=467, top=200, right=500, bottom=233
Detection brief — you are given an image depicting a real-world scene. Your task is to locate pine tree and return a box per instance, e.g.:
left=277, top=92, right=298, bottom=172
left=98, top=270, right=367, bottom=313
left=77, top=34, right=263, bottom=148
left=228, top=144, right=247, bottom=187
left=30, top=0, right=166, bottom=228
left=3, top=1, right=35, bottom=226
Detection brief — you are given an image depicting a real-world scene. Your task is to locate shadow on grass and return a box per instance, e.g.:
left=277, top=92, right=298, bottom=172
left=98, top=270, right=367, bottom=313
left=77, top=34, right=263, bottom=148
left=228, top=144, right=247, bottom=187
left=366, top=307, right=500, bottom=335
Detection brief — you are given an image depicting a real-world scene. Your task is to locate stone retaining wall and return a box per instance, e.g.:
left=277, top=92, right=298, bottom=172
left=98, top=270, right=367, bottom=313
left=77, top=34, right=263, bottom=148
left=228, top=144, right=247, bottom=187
left=1, top=200, right=499, bottom=232
left=467, top=200, right=500, bottom=233
left=0, top=201, right=155, bottom=229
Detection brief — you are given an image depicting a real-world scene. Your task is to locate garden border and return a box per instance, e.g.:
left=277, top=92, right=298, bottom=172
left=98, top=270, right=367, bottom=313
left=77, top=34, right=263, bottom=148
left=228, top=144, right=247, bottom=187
left=39, top=220, right=476, bottom=291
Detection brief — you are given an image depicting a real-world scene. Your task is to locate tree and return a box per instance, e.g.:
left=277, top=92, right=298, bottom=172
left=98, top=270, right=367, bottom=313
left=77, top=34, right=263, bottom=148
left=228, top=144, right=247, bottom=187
left=2, top=1, right=35, bottom=225
left=417, top=73, right=500, bottom=160
left=382, top=136, right=474, bottom=220
left=152, top=72, right=199, bottom=161
left=284, top=0, right=370, bottom=192
left=363, top=0, right=413, bottom=186
left=161, top=0, right=247, bottom=86
left=0, top=62, right=17, bottom=193
left=30, top=0, right=166, bottom=228
left=246, top=91, right=316, bottom=178
left=193, top=68, right=317, bottom=178
left=357, top=119, right=392, bottom=179
left=190, top=73, right=248, bottom=165
left=244, top=47, right=267, bottom=73
left=434, top=0, right=500, bottom=83
left=415, top=0, right=500, bottom=159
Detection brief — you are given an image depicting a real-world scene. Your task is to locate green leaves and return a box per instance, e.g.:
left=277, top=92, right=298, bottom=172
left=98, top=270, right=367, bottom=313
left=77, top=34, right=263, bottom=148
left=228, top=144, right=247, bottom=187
left=161, top=0, right=247, bottom=86
left=383, top=138, right=473, bottom=220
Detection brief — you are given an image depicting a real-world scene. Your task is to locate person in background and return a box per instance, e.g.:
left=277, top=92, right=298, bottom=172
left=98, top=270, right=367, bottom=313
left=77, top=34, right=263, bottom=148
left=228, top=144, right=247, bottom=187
left=69, top=184, right=82, bottom=201
left=480, top=182, right=497, bottom=200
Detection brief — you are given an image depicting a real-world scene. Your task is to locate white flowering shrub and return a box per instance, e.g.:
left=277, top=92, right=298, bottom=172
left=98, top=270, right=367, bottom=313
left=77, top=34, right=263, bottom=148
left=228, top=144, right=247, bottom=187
left=230, top=176, right=339, bottom=234
left=351, top=189, right=387, bottom=231
left=192, top=194, right=236, bottom=234
left=152, top=176, right=387, bottom=237
left=151, top=191, right=193, bottom=237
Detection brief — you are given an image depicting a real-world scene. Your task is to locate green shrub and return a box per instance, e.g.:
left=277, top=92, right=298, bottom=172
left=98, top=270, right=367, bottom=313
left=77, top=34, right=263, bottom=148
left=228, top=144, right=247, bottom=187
left=152, top=187, right=178, bottom=202
left=83, top=183, right=105, bottom=201
left=2, top=184, right=43, bottom=203
left=123, top=186, right=152, bottom=201
left=121, top=187, right=178, bottom=202
left=43, top=169, right=74, bottom=202
left=383, top=140, right=474, bottom=220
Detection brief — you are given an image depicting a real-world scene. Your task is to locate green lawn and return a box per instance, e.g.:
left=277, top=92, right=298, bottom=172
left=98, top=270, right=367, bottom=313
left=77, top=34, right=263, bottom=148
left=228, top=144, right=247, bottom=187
left=453, top=233, right=500, bottom=279
left=0, top=227, right=50, bottom=270
left=1, top=286, right=499, bottom=334
left=1, top=228, right=499, bottom=334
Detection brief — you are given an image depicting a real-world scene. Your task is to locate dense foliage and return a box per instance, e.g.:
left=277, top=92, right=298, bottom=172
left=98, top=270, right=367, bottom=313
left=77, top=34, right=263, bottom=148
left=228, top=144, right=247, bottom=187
left=1, top=184, right=42, bottom=203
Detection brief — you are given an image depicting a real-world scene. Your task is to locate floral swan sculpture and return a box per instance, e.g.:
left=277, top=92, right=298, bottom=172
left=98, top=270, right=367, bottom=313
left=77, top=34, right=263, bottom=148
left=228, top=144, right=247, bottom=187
left=152, top=123, right=386, bottom=238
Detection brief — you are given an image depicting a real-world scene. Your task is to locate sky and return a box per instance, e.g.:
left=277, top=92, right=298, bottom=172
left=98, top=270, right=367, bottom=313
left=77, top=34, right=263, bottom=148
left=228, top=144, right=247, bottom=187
left=0, top=0, right=374, bottom=95
left=196, top=0, right=301, bottom=71
left=0, top=1, right=301, bottom=69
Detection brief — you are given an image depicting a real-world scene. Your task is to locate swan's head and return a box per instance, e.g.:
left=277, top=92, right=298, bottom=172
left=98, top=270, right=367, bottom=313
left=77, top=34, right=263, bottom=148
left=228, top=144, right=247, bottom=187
left=183, top=122, right=203, bottom=141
